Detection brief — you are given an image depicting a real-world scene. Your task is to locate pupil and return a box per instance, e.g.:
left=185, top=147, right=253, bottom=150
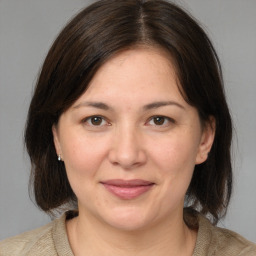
left=92, top=117, right=102, bottom=125
left=154, top=117, right=164, bottom=125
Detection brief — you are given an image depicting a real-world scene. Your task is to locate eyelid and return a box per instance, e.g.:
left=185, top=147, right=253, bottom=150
left=81, top=115, right=175, bottom=128
left=146, top=115, right=175, bottom=126
left=82, top=115, right=111, bottom=126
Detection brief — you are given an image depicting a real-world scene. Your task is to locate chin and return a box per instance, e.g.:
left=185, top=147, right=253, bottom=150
left=102, top=207, right=152, bottom=231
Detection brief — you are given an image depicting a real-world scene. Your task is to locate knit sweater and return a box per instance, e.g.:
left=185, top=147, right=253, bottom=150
left=1, top=212, right=255, bottom=256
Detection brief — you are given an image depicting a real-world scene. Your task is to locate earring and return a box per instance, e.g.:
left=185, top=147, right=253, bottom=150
left=58, top=154, right=61, bottom=161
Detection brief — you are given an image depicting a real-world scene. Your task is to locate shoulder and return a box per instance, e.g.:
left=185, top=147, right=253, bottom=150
left=194, top=215, right=256, bottom=256
left=212, top=225, right=256, bottom=255
left=0, top=220, right=56, bottom=256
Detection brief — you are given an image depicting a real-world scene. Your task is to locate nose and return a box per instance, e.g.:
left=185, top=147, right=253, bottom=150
left=108, top=126, right=147, bottom=169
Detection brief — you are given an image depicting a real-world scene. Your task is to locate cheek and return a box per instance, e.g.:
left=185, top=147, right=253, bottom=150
left=151, top=134, right=200, bottom=172
left=150, top=136, right=198, bottom=205
left=61, top=135, right=109, bottom=201
left=61, top=133, right=107, bottom=179
left=149, top=131, right=201, bottom=199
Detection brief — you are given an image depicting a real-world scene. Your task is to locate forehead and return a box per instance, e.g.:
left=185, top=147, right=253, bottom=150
left=95, top=46, right=176, bottom=78
left=80, top=47, right=184, bottom=102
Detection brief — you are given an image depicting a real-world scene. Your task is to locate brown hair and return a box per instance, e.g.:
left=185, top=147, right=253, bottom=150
left=25, top=0, right=232, bottom=224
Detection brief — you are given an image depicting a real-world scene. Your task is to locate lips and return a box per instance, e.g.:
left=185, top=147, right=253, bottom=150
left=101, top=179, right=155, bottom=200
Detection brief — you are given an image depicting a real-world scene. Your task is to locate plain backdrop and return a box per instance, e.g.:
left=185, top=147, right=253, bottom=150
left=0, top=0, right=256, bottom=242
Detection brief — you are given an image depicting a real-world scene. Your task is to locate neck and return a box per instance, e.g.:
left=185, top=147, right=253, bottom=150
left=66, top=209, right=197, bottom=256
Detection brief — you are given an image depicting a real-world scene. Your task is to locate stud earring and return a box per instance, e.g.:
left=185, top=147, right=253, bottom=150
left=58, top=154, right=61, bottom=161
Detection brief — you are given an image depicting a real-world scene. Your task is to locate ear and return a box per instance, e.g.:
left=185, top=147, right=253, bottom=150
left=195, top=116, right=216, bottom=164
left=52, top=125, right=62, bottom=159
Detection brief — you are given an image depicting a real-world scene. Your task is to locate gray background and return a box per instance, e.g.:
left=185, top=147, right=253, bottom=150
left=0, top=0, right=255, bottom=242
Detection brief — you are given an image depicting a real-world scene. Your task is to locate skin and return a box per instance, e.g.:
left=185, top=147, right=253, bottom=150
left=53, top=47, right=215, bottom=256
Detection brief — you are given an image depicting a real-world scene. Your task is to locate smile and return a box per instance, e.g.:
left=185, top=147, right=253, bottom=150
left=100, top=179, right=155, bottom=200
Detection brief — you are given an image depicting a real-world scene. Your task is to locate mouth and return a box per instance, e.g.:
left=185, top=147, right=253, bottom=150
left=100, top=179, right=155, bottom=200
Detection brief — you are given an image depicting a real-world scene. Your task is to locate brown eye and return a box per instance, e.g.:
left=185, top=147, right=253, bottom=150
left=153, top=116, right=165, bottom=125
left=90, top=116, right=103, bottom=126
left=83, top=116, right=108, bottom=126
left=147, top=116, right=174, bottom=127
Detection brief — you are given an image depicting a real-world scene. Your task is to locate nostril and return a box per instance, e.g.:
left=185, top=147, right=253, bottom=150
left=108, top=147, right=147, bottom=170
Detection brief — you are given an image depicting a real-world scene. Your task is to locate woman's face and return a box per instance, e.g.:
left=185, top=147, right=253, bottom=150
left=53, top=48, right=214, bottom=231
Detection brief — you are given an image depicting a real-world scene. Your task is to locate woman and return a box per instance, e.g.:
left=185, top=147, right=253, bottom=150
left=0, top=0, right=255, bottom=255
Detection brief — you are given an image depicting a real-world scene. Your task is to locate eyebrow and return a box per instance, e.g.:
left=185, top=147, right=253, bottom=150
left=73, top=101, right=111, bottom=110
left=73, top=100, right=185, bottom=111
left=143, top=101, right=185, bottom=111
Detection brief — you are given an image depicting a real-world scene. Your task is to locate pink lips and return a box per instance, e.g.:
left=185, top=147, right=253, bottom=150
left=101, top=179, right=154, bottom=200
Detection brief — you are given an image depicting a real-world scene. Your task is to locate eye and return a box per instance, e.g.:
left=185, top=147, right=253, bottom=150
left=147, top=116, right=174, bottom=126
left=83, top=116, right=109, bottom=126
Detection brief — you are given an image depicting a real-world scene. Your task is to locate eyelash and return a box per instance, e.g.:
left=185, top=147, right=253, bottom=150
left=147, top=116, right=175, bottom=127
left=81, top=115, right=175, bottom=127
left=82, top=115, right=110, bottom=127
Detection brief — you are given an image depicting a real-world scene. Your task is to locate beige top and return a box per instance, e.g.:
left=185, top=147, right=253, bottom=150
left=1, top=212, right=256, bottom=256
